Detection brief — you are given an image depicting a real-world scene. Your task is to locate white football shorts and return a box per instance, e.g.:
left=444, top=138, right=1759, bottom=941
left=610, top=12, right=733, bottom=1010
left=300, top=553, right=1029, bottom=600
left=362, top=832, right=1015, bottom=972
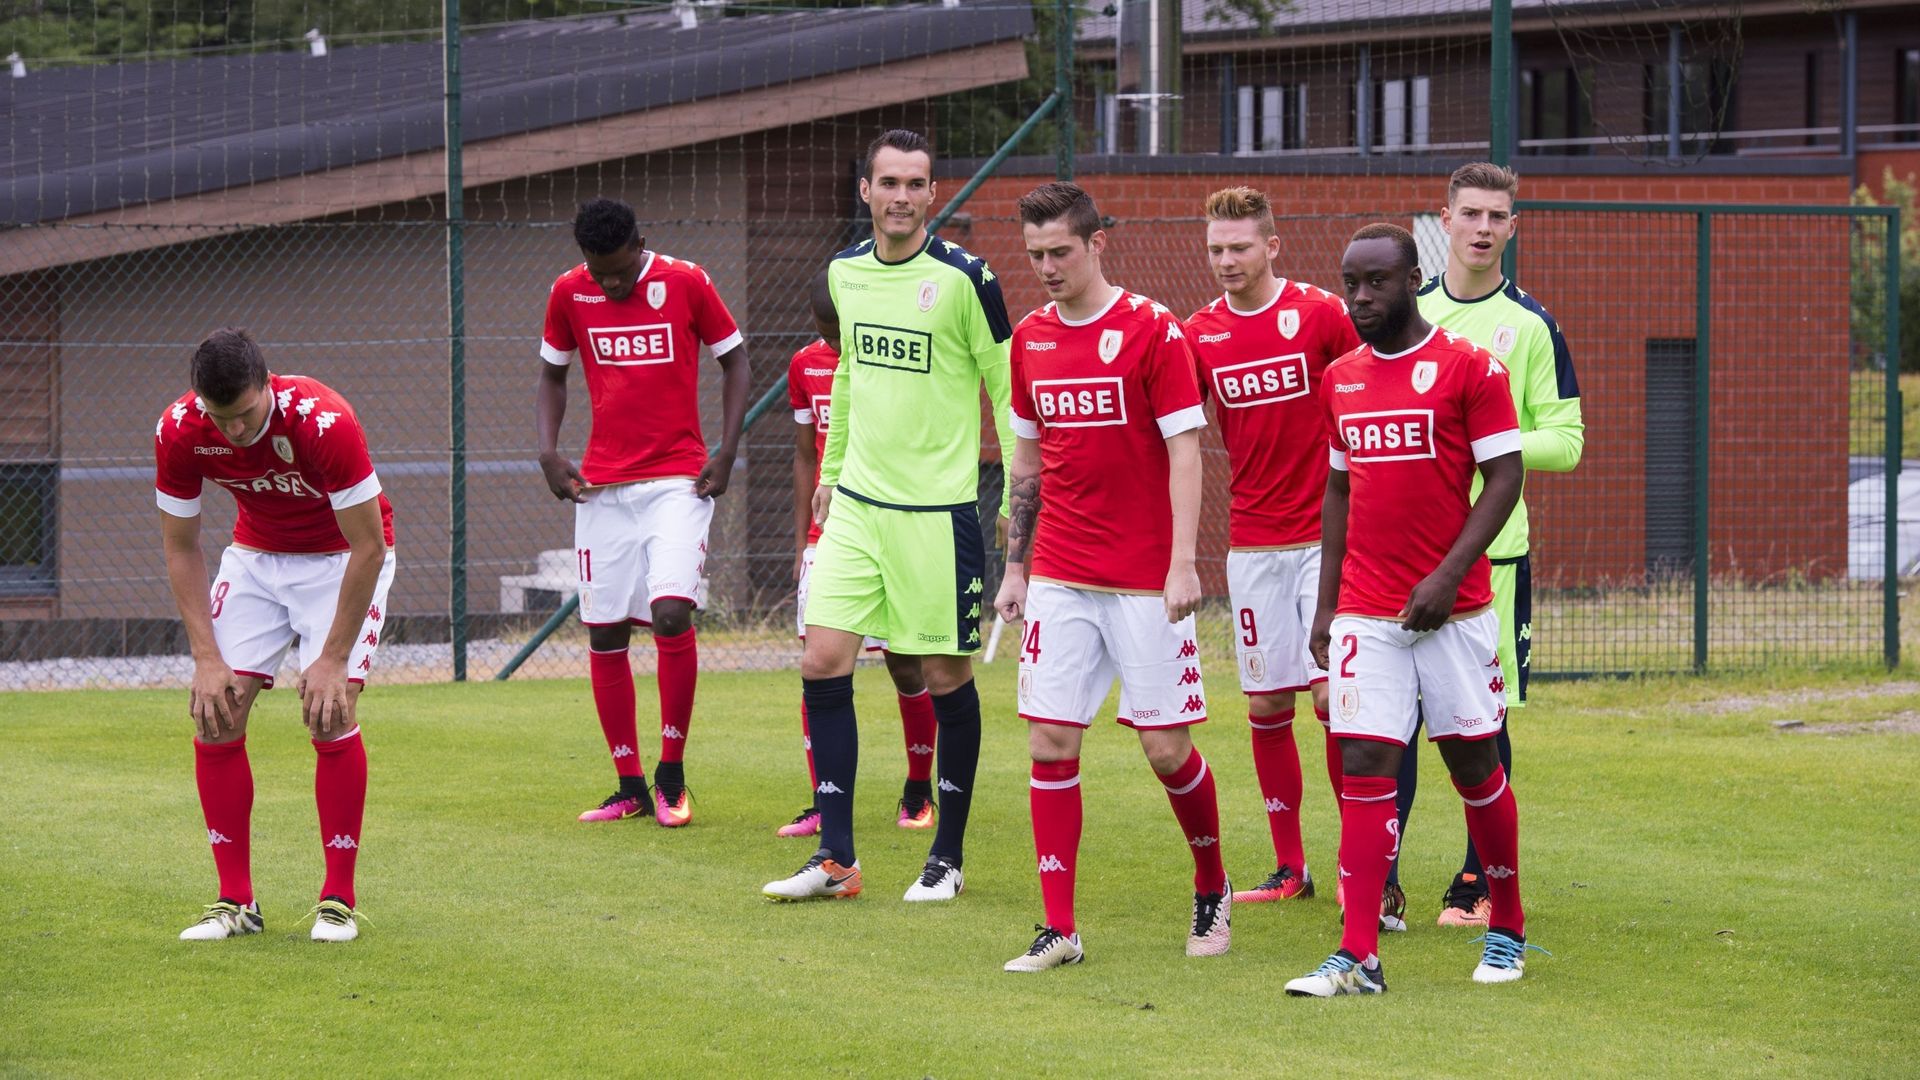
left=574, top=478, right=712, bottom=626
left=1016, top=580, right=1208, bottom=730
left=1226, top=546, right=1327, bottom=698
left=1325, top=608, right=1506, bottom=746
left=210, top=547, right=398, bottom=687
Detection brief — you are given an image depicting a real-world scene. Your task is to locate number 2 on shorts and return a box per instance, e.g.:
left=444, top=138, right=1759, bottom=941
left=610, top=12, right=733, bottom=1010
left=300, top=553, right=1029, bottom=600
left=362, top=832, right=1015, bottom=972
left=1339, top=633, right=1358, bottom=678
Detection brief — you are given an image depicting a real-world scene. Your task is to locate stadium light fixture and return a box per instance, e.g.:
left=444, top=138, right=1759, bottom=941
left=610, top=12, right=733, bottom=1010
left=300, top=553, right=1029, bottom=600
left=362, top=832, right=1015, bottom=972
left=305, top=29, right=328, bottom=58
left=7, top=53, right=24, bottom=79
left=674, top=1, right=698, bottom=30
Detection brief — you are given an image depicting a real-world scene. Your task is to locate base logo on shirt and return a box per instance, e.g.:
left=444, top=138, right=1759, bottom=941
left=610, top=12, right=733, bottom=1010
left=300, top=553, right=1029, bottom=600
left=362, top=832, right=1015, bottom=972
left=272, top=435, right=295, bottom=463
left=1338, top=683, right=1360, bottom=721
left=1032, top=377, right=1128, bottom=428
left=1277, top=308, right=1299, bottom=340
left=917, top=280, right=939, bottom=312
left=1212, top=354, right=1310, bottom=408
left=1098, top=328, right=1123, bottom=364
left=1342, top=409, right=1436, bottom=463
left=851, top=323, right=933, bottom=373
left=1492, top=324, right=1518, bottom=356
left=587, top=324, right=674, bottom=366
left=646, top=281, right=667, bottom=309
left=1411, top=360, right=1438, bottom=395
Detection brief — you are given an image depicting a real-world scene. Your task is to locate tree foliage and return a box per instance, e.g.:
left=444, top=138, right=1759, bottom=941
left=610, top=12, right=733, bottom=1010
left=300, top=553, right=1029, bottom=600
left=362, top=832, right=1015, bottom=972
left=1851, top=170, right=1920, bottom=374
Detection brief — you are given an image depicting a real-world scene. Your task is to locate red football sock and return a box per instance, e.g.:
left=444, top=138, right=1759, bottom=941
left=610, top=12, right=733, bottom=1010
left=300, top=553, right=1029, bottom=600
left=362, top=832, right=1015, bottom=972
left=193, top=737, right=254, bottom=905
left=588, top=647, right=643, bottom=778
left=1317, top=707, right=1342, bottom=801
left=1455, top=765, right=1524, bottom=937
left=1158, top=749, right=1227, bottom=894
left=1337, top=772, right=1399, bottom=962
left=799, top=699, right=818, bottom=791
left=1249, top=708, right=1306, bottom=873
left=1029, top=759, right=1082, bottom=935
left=314, top=727, right=367, bottom=907
left=655, top=628, right=697, bottom=765
left=899, top=690, right=936, bottom=782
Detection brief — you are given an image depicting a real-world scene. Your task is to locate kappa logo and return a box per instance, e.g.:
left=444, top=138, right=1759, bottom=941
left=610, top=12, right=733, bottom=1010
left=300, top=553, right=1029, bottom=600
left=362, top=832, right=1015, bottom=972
left=367, top=603, right=382, bottom=622
left=1385, top=818, right=1401, bottom=860
left=965, top=577, right=984, bottom=593
left=1487, top=355, right=1508, bottom=377
left=1038, top=854, right=1068, bottom=873
left=1196, top=331, right=1231, bottom=344
left=362, top=630, right=378, bottom=647
left=1189, top=835, right=1218, bottom=848
left=815, top=781, right=846, bottom=795
left=296, top=397, right=317, bottom=419
left=908, top=743, right=934, bottom=756
left=276, top=386, right=296, bottom=413
left=662, top=725, right=686, bottom=740
left=1277, top=307, right=1300, bottom=339
left=1177, top=666, right=1201, bottom=686
left=1177, top=639, right=1198, bottom=659
left=1165, top=322, right=1183, bottom=342
left=1411, top=360, right=1438, bottom=395
left=1180, top=694, right=1205, bottom=715
left=803, top=736, right=812, bottom=750
left=1484, top=865, right=1516, bottom=879
left=1212, top=354, right=1310, bottom=408
left=325, top=834, right=359, bottom=850
left=939, top=778, right=965, bottom=794
left=1334, top=382, right=1367, bottom=393
left=612, top=744, right=635, bottom=759
left=1024, top=340, right=1058, bottom=351
left=1265, top=798, right=1291, bottom=814
left=207, top=828, right=232, bottom=845
left=1098, top=328, right=1124, bottom=364
left=315, top=411, right=340, bottom=434
left=171, top=402, right=191, bottom=426
left=571, top=292, right=606, bottom=303
left=273, top=435, right=295, bottom=463
left=194, top=445, right=232, bottom=455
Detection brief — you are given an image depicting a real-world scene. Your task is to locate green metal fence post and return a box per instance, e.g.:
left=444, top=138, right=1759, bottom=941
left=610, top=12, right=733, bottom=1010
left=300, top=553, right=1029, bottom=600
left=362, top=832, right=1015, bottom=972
left=1694, top=211, right=1712, bottom=673
left=445, top=0, right=468, bottom=681
left=1056, top=0, right=1075, bottom=181
left=1492, top=0, right=1514, bottom=280
left=1886, top=205, right=1904, bottom=670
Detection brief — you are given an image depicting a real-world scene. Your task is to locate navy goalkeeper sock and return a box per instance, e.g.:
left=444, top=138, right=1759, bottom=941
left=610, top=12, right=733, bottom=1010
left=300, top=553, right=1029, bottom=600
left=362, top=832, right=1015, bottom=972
left=927, top=679, right=981, bottom=868
left=802, top=674, right=858, bottom=865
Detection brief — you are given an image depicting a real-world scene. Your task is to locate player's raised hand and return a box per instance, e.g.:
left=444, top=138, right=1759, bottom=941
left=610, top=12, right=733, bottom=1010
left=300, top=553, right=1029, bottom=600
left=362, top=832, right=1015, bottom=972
left=994, top=571, right=1028, bottom=623
left=1163, top=562, right=1202, bottom=624
left=694, top=452, right=735, bottom=498
left=811, top=484, right=834, bottom=527
left=300, top=657, right=353, bottom=738
left=189, top=658, right=244, bottom=740
left=1309, top=612, right=1333, bottom=672
left=1399, top=569, right=1462, bottom=633
left=538, top=450, right=587, bottom=502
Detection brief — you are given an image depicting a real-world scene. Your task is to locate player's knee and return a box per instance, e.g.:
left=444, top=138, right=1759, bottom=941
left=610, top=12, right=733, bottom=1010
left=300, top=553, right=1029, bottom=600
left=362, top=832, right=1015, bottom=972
left=1438, top=737, right=1500, bottom=786
left=800, top=634, right=858, bottom=681
left=1028, top=723, right=1080, bottom=763
left=920, top=657, right=972, bottom=697
left=882, top=652, right=927, bottom=696
left=1247, top=693, right=1292, bottom=719
left=1310, top=681, right=1330, bottom=716
left=587, top=623, right=632, bottom=652
left=649, top=600, right=694, bottom=637
left=1138, top=728, right=1194, bottom=775
left=1339, top=737, right=1398, bottom=778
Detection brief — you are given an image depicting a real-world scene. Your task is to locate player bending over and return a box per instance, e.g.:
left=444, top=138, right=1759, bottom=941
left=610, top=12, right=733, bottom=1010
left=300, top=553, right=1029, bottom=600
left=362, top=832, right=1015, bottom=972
left=763, top=129, right=1015, bottom=904
left=159, top=327, right=396, bottom=943
left=997, top=182, right=1228, bottom=972
left=1392, top=162, right=1585, bottom=927
left=536, top=198, right=749, bottom=829
left=1286, top=224, right=1540, bottom=996
left=782, top=268, right=937, bottom=838
left=1186, top=186, right=1360, bottom=909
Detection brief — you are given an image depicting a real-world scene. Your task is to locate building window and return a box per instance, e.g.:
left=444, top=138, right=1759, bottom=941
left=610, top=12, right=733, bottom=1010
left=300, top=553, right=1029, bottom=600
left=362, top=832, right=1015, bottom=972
left=1898, top=49, right=1920, bottom=143
left=1520, top=67, right=1593, bottom=154
left=1235, top=82, right=1306, bottom=153
left=1644, top=59, right=1736, bottom=154
left=0, top=463, right=56, bottom=598
left=1804, top=52, right=1819, bottom=147
left=1356, top=76, right=1428, bottom=152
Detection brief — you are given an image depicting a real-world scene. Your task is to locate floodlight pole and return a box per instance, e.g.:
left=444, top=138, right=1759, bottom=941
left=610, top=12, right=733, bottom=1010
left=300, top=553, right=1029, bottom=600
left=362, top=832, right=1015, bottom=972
left=445, top=0, right=469, bottom=681
left=1056, top=0, right=1075, bottom=180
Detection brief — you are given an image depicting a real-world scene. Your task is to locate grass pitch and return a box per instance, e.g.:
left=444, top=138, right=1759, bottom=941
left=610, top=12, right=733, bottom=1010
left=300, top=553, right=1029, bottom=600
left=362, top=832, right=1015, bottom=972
left=4, top=664, right=1918, bottom=1077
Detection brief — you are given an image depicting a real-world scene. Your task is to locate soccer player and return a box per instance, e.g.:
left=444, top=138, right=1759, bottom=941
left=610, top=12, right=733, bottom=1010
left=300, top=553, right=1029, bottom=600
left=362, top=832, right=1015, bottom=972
left=157, top=327, right=396, bottom=943
left=996, top=182, right=1228, bottom=972
left=537, top=197, right=749, bottom=828
left=782, top=269, right=938, bottom=838
left=1186, top=186, right=1360, bottom=909
left=1284, top=224, right=1536, bottom=996
left=1394, top=162, right=1585, bottom=927
left=762, top=129, right=1014, bottom=903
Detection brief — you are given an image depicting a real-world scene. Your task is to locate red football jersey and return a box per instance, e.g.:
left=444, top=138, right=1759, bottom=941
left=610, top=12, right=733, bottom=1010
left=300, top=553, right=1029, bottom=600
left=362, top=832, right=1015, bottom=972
left=787, top=338, right=840, bottom=545
left=1010, top=288, right=1207, bottom=593
left=154, top=374, right=396, bottom=553
left=1321, top=326, right=1520, bottom=619
left=539, top=252, right=744, bottom=486
left=1188, top=279, right=1361, bottom=548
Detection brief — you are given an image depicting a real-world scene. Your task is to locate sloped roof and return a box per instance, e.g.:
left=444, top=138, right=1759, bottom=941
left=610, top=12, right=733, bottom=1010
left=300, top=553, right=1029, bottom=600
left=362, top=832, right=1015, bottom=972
left=1, top=2, right=1032, bottom=224
left=1076, top=0, right=1766, bottom=43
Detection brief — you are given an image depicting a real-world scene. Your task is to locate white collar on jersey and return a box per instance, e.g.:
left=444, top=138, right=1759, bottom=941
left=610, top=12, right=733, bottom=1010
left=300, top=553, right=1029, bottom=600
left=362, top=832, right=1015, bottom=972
left=1222, top=277, right=1289, bottom=318
left=633, top=250, right=657, bottom=284
left=1368, top=324, right=1439, bottom=361
left=1055, top=284, right=1126, bottom=327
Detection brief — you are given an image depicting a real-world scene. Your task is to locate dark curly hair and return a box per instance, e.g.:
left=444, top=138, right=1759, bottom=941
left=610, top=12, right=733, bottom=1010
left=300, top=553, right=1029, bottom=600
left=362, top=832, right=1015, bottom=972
left=191, top=326, right=269, bottom=406
left=573, top=197, right=639, bottom=256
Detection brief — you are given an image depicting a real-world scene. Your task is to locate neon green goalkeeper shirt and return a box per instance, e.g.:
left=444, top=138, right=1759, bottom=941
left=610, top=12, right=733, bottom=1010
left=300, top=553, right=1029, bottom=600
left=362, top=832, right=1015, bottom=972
left=1417, top=275, right=1585, bottom=560
left=821, top=232, right=1016, bottom=514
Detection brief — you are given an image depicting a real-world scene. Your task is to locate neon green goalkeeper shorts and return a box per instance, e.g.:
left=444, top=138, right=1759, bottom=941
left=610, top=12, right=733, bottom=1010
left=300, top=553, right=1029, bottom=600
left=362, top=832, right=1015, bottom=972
left=801, top=489, right=986, bottom=656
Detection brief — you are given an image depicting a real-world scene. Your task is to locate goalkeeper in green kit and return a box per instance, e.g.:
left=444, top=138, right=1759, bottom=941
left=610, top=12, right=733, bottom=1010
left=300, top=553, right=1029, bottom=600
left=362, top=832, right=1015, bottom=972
left=1384, top=162, right=1585, bottom=931
left=763, top=129, right=1016, bottom=904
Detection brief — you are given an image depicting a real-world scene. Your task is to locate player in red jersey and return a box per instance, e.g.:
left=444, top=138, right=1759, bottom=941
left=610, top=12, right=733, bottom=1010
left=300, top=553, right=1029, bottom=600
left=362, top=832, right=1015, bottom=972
left=995, top=182, right=1228, bottom=972
left=156, top=328, right=396, bottom=944
left=536, top=198, right=749, bottom=829
left=1284, top=224, right=1536, bottom=997
left=781, top=269, right=937, bottom=838
left=1186, top=187, right=1361, bottom=909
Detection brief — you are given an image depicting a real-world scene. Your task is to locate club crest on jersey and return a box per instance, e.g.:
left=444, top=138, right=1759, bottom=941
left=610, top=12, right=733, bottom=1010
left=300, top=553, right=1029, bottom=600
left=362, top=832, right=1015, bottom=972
left=1277, top=308, right=1299, bottom=340
left=272, top=435, right=294, bottom=463
left=1411, top=360, right=1438, bottom=395
left=646, top=281, right=667, bottom=309
left=1098, top=328, right=1123, bottom=364
left=1492, top=324, right=1518, bottom=356
left=917, top=280, right=939, bottom=312
left=1244, top=652, right=1266, bottom=684
left=1338, top=684, right=1360, bottom=721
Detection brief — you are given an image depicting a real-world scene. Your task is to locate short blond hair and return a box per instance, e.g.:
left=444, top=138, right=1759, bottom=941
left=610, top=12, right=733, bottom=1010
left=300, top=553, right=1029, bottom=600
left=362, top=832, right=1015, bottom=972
left=1205, top=186, right=1275, bottom=237
left=1447, top=162, right=1519, bottom=206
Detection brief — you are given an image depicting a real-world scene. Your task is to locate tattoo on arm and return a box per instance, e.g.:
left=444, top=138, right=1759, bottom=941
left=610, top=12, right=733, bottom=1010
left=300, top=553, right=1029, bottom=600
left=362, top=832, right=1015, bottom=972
left=1005, top=474, right=1041, bottom=564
